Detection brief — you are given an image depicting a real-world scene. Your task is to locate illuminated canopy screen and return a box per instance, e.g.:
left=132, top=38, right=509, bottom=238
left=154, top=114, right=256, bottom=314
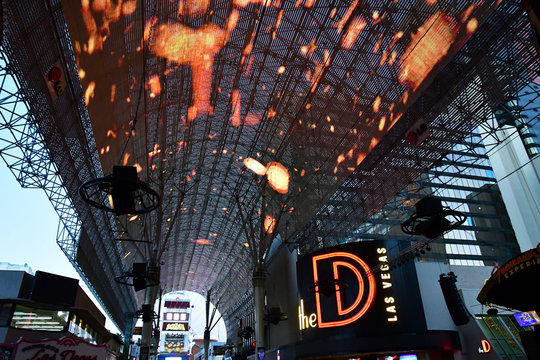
left=296, top=240, right=426, bottom=340
left=57, top=0, right=502, bottom=310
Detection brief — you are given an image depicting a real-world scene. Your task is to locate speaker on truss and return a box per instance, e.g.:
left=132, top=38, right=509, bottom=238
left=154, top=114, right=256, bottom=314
left=142, top=304, right=153, bottom=322
left=80, top=165, right=160, bottom=216
left=264, top=307, right=288, bottom=325
left=132, top=262, right=147, bottom=292
left=115, top=262, right=159, bottom=291
left=439, top=272, right=470, bottom=326
left=401, top=197, right=466, bottom=239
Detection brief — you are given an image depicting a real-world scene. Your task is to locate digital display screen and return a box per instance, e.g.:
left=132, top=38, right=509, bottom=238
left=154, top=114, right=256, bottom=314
left=10, top=305, right=69, bottom=332
left=514, top=311, right=540, bottom=327
left=399, top=355, right=418, bottom=360
left=60, top=0, right=498, bottom=199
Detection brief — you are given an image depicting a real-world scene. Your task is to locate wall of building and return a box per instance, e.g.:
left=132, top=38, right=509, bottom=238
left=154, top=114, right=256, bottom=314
left=485, top=126, right=540, bottom=252
left=265, top=244, right=298, bottom=350
left=74, top=287, right=106, bottom=326
left=415, top=262, right=459, bottom=332
left=415, top=262, right=518, bottom=360
left=0, top=270, right=32, bottom=299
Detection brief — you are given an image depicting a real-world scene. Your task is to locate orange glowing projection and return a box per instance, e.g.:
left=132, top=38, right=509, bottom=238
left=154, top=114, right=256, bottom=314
left=151, top=10, right=239, bottom=121
left=193, top=238, right=211, bottom=245
left=177, top=0, right=209, bottom=17
left=266, top=162, right=289, bottom=194
left=341, top=16, right=367, bottom=50
left=81, top=0, right=124, bottom=54
left=231, top=90, right=242, bottom=127
left=243, top=158, right=290, bottom=194
left=243, top=157, right=266, bottom=175
left=147, top=75, right=161, bottom=98
left=398, top=11, right=458, bottom=90
left=311, top=252, right=376, bottom=328
left=233, top=0, right=281, bottom=8
left=85, top=81, right=96, bottom=105
left=264, top=215, right=276, bottom=234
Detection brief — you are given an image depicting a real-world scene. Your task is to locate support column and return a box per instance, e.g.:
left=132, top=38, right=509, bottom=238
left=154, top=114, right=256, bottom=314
left=140, top=264, right=160, bottom=360
left=204, top=291, right=210, bottom=360
left=122, top=312, right=134, bottom=360
left=253, top=269, right=265, bottom=358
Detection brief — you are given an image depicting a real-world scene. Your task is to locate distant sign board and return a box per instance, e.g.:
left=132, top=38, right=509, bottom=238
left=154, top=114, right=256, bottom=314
left=164, top=301, right=190, bottom=309
left=162, top=322, right=189, bottom=331
left=514, top=311, right=540, bottom=327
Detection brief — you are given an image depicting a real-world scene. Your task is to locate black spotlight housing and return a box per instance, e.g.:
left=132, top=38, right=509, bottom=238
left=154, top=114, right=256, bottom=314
left=264, top=307, right=288, bottom=325
left=79, top=165, right=160, bottom=215
left=132, top=262, right=148, bottom=292
left=110, top=166, right=138, bottom=215
left=401, top=196, right=466, bottom=239
left=115, top=262, right=159, bottom=291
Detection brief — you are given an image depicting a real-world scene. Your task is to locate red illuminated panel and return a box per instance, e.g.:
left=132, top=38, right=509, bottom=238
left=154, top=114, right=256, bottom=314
left=312, top=252, right=375, bottom=328
left=481, top=339, right=491, bottom=353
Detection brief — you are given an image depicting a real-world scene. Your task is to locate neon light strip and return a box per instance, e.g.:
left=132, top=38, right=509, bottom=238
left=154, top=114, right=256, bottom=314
left=333, top=261, right=363, bottom=316
left=312, top=251, right=376, bottom=328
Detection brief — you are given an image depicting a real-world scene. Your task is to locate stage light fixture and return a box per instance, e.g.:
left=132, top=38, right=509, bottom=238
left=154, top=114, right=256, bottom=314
left=114, top=262, right=159, bottom=291
left=264, top=307, right=288, bottom=325
left=79, top=166, right=160, bottom=215
left=401, top=197, right=466, bottom=239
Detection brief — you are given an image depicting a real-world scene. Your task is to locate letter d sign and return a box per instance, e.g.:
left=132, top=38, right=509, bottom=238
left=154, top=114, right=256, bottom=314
left=312, top=252, right=376, bottom=328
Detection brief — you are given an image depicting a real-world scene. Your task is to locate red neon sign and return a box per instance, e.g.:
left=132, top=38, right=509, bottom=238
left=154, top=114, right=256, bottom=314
left=481, top=339, right=491, bottom=353
left=312, top=251, right=376, bottom=328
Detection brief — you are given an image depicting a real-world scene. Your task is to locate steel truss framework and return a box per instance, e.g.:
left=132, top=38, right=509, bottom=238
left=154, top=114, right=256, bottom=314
left=0, top=49, right=137, bottom=329
left=0, top=0, right=138, bottom=328
left=227, top=4, right=540, bottom=330
left=296, top=2, right=540, bottom=253
left=1, top=0, right=539, bottom=335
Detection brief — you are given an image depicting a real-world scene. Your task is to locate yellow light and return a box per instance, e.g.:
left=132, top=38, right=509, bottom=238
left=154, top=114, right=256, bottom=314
left=243, top=158, right=266, bottom=175
left=108, top=194, right=114, bottom=209
left=264, top=215, right=276, bottom=234
left=266, top=162, right=289, bottom=194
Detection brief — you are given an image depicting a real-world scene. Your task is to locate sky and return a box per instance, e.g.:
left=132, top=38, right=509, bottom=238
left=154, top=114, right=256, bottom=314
left=0, top=161, right=122, bottom=333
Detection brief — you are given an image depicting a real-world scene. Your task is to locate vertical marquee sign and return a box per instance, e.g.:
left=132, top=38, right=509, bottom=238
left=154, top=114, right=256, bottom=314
left=296, top=240, right=427, bottom=339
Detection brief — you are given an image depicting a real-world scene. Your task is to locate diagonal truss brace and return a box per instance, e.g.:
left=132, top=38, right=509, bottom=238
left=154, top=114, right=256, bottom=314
left=0, top=49, right=82, bottom=258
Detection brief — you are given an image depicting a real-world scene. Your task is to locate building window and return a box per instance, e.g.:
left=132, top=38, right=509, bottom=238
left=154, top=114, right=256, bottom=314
left=476, top=315, right=529, bottom=359
left=68, top=314, right=98, bottom=343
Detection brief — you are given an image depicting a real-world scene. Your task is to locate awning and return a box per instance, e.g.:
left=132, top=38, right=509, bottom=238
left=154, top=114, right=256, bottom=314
left=477, top=244, right=540, bottom=312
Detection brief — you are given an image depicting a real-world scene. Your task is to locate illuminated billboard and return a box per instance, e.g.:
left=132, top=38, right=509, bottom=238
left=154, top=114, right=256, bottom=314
left=513, top=310, right=540, bottom=327
left=296, top=240, right=426, bottom=339
left=162, top=322, right=189, bottom=331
